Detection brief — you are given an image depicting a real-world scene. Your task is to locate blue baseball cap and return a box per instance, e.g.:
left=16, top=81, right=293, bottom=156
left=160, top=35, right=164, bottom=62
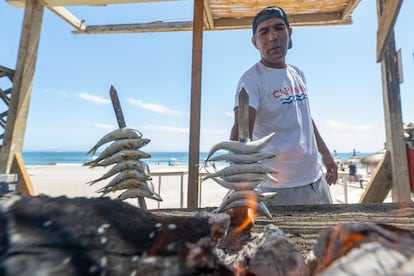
left=252, top=6, right=292, bottom=49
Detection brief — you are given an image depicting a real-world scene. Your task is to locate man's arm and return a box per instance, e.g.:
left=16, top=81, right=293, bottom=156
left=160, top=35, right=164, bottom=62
left=313, top=120, right=338, bottom=185
left=230, top=107, right=256, bottom=141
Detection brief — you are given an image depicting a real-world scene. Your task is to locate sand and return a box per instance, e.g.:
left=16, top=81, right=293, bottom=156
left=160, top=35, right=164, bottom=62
left=25, top=164, right=368, bottom=210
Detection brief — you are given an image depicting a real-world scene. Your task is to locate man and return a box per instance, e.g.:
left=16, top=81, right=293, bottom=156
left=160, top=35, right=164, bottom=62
left=230, top=6, right=338, bottom=205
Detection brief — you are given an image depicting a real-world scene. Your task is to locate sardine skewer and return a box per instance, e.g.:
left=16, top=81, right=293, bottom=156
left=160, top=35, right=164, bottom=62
left=207, top=151, right=276, bottom=164
left=203, top=163, right=278, bottom=180
left=215, top=199, right=273, bottom=219
left=117, top=188, right=162, bottom=202
left=216, top=190, right=277, bottom=213
left=87, top=150, right=151, bottom=167
left=221, top=173, right=278, bottom=183
left=87, top=160, right=149, bottom=186
left=98, top=170, right=152, bottom=191
left=98, top=178, right=154, bottom=195
left=210, top=177, right=265, bottom=190
left=206, top=132, right=276, bottom=160
left=88, top=138, right=151, bottom=164
left=86, top=127, right=143, bottom=155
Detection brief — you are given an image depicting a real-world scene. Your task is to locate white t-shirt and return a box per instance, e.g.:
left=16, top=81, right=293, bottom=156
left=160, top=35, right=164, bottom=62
left=235, top=62, right=322, bottom=188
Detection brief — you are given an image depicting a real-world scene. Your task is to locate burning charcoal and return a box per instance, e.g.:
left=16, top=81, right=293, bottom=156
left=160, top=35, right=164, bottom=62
left=233, top=224, right=309, bottom=276
left=310, top=222, right=414, bottom=275
left=0, top=194, right=233, bottom=275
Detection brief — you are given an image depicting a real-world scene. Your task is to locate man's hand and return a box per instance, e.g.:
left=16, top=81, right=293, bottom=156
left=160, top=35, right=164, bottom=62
left=322, top=155, right=338, bottom=185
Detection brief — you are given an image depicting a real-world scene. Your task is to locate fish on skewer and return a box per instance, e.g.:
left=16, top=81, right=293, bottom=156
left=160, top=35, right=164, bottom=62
left=207, top=151, right=276, bottom=164
left=97, top=178, right=154, bottom=195
left=214, top=198, right=273, bottom=219
left=203, top=163, right=279, bottom=179
left=210, top=177, right=265, bottom=191
left=206, top=132, right=276, bottom=160
left=86, top=150, right=151, bottom=167
left=215, top=190, right=277, bottom=213
left=87, top=138, right=151, bottom=165
left=87, top=160, right=150, bottom=186
left=86, top=127, right=143, bottom=155
left=117, top=188, right=162, bottom=201
left=97, top=169, right=152, bottom=191
left=221, top=172, right=279, bottom=184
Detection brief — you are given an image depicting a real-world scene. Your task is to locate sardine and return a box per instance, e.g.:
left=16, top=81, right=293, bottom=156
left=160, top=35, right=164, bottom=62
left=88, top=150, right=151, bottom=167
left=87, top=160, right=149, bottom=185
left=98, top=178, right=154, bottom=195
left=221, top=173, right=279, bottom=183
left=98, top=169, right=152, bottom=191
left=206, top=132, right=276, bottom=160
left=86, top=138, right=151, bottom=165
left=117, top=188, right=162, bottom=202
left=216, top=190, right=277, bottom=213
left=86, top=127, right=143, bottom=155
left=207, top=151, right=276, bottom=164
left=203, top=163, right=278, bottom=180
left=210, top=177, right=265, bottom=190
left=215, top=199, right=273, bottom=219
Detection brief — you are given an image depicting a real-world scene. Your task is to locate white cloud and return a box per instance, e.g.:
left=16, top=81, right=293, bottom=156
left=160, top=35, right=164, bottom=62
left=225, top=111, right=233, bottom=117
left=127, top=98, right=182, bottom=116
left=78, top=93, right=111, bottom=104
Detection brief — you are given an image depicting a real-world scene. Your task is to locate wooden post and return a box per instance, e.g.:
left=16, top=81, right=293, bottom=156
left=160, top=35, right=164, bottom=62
left=376, top=0, right=411, bottom=202
left=187, top=0, right=203, bottom=208
left=0, top=0, right=44, bottom=174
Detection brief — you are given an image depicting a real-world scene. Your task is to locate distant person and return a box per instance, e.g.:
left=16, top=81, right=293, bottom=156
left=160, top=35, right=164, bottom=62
left=229, top=6, right=337, bottom=206
left=348, top=161, right=357, bottom=182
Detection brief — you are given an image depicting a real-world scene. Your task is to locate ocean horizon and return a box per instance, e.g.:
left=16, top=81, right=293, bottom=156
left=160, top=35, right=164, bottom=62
left=22, top=151, right=372, bottom=167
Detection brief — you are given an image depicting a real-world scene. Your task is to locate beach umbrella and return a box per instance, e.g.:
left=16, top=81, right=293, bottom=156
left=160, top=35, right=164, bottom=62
left=360, top=149, right=387, bottom=166
left=345, top=149, right=361, bottom=164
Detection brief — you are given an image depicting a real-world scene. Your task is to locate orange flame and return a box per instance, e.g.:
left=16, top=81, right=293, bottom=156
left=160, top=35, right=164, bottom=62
left=232, top=193, right=258, bottom=234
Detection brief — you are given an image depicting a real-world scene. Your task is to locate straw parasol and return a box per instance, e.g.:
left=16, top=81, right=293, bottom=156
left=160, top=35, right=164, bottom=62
left=360, top=149, right=387, bottom=166
left=344, top=149, right=361, bottom=164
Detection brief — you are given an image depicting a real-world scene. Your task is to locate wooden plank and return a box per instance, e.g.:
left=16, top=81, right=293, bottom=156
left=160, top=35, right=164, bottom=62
left=47, top=6, right=86, bottom=31
left=187, top=0, right=203, bottom=208
left=377, top=0, right=411, bottom=202
left=359, top=150, right=392, bottom=203
left=203, top=0, right=214, bottom=29
left=73, top=21, right=194, bottom=34
left=0, top=0, right=44, bottom=174
left=342, top=0, right=362, bottom=20
left=376, top=0, right=403, bottom=62
left=10, top=152, right=36, bottom=195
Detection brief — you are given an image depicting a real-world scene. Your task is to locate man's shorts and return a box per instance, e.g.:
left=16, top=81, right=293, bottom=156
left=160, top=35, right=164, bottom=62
left=261, top=177, right=333, bottom=206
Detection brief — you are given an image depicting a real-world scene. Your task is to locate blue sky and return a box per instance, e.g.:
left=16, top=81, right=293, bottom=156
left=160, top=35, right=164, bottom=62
left=1, top=0, right=413, bottom=154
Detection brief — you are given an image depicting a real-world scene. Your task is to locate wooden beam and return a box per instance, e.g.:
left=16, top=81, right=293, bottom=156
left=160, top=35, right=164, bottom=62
left=73, top=21, right=193, bottom=34
left=0, top=0, right=44, bottom=174
left=187, top=0, right=203, bottom=208
left=47, top=6, right=86, bottom=31
left=71, top=11, right=352, bottom=35
left=7, top=0, right=174, bottom=8
left=376, top=0, right=403, bottom=62
left=11, top=152, right=36, bottom=195
left=377, top=0, right=411, bottom=202
left=359, top=150, right=392, bottom=203
left=202, top=0, right=214, bottom=29
left=342, top=0, right=362, bottom=20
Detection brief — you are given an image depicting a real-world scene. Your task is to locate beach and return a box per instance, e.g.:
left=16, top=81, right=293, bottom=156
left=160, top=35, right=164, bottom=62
left=23, top=164, right=374, bottom=209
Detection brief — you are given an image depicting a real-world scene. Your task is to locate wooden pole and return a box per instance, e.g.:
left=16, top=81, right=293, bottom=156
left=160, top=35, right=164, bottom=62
left=187, top=0, right=203, bottom=208
left=377, top=0, right=411, bottom=202
left=0, top=0, right=43, bottom=173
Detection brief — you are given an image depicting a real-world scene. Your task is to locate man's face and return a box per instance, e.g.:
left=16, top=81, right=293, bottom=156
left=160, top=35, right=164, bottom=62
left=252, top=17, right=292, bottom=68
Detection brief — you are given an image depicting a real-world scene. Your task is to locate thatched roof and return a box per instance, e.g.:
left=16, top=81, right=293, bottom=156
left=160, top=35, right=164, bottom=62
left=6, top=0, right=361, bottom=34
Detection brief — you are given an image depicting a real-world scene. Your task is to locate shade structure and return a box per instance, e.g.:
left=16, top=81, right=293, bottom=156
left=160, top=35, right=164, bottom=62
left=360, top=149, right=387, bottom=166
left=345, top=149, right=361, bottom=164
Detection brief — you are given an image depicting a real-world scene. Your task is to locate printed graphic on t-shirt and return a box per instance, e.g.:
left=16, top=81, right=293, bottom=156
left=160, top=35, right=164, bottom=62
left=272, top=84, right=308, bottom=104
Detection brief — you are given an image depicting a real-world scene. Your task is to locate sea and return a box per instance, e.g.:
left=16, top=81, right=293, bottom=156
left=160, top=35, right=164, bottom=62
left=22, top=151, right=372, bottom=167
